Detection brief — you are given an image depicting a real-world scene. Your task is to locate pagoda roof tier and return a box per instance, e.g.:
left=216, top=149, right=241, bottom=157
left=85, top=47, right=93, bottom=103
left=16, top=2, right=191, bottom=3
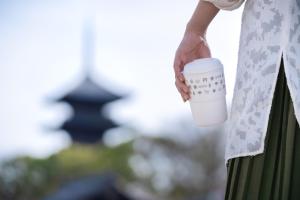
left=56, top=77, right=123, bottom=105
left=60, top=116, right=117, bottom=132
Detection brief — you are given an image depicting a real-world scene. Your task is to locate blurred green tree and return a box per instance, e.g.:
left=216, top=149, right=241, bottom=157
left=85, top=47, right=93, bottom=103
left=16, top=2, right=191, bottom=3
left=0, top=142, right=135, bottom=200
left=0, top=121, right=227, bottom=200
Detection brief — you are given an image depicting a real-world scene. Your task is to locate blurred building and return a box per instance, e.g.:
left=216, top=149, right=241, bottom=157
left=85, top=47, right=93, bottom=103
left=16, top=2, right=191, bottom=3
left=55, top=76, right=122, bottom=143
left=44, top=20, right=133, bottom=200
left=53, top=21, right=123, bottom=143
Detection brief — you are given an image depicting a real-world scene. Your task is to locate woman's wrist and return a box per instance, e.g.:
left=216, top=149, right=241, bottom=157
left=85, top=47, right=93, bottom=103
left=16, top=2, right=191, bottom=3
left=183, top=25, right=209, bottom=49
left=184, top=22, right=207, bottom=39
left=184, top=0, right=219, bottom=40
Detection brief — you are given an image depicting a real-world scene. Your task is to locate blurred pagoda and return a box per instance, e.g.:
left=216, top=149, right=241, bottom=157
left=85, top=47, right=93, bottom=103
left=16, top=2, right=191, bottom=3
left=54, top=21, right=123, bottom=143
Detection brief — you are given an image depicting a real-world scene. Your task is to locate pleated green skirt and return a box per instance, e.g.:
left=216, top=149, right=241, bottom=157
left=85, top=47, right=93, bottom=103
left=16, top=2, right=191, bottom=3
left=225, top=58, right=300, bottom=200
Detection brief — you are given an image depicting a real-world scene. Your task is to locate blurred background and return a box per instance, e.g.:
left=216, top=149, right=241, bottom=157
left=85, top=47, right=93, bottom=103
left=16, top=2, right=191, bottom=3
left=0, top=0, right=244, bottom=199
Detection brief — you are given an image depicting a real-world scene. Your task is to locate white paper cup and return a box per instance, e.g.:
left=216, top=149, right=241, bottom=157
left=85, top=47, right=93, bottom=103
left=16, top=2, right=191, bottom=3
left=183, top=58, right=228, bottom=127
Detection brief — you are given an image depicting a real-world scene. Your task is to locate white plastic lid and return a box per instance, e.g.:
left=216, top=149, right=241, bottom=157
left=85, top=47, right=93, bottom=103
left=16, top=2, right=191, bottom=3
left=183, top=58, right=223, bottom=74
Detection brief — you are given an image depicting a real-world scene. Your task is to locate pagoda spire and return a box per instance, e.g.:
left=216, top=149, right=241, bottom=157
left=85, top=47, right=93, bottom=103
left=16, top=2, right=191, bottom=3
left=82, top=19, right=95, bottom=77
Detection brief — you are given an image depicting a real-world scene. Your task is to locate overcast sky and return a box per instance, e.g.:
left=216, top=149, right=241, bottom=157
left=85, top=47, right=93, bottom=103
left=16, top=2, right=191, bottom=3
left=0, top=0, right=244, bottom=160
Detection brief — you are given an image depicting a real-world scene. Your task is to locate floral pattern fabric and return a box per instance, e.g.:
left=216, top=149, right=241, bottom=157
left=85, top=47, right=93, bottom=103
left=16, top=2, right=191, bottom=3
left=202, top=0, right=300, bottom=167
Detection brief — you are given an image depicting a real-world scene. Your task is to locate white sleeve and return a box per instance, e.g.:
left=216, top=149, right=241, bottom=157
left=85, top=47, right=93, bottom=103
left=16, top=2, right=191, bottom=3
left=201, top=0, right=245, bottom=10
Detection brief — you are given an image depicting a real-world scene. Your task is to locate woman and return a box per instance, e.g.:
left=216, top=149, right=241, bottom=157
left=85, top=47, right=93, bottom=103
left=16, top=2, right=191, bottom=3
left=173, top=0, right=300, bottom=199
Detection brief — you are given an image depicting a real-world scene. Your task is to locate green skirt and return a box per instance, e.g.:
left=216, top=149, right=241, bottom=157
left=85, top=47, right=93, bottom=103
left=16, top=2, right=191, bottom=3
left=225, top=58, right=300, bottom=200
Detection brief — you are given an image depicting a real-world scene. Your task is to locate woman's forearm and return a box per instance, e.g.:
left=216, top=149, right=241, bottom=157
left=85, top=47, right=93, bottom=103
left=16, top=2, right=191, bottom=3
left=185, top=1, right=220, bottom=37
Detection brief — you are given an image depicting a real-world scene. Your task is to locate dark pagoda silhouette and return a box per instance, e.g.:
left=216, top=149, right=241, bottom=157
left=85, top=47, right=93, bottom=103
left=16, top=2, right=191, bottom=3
left=55, top=22, right=123, bottom=143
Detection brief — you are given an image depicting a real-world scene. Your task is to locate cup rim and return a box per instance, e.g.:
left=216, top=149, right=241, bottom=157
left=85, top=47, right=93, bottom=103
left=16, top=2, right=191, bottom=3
left=183, top=57, right=223, bottom=74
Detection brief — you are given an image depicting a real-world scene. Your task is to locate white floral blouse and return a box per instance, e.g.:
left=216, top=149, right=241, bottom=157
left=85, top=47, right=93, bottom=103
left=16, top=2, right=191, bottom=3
left=202, top=0, right=300, bottom=167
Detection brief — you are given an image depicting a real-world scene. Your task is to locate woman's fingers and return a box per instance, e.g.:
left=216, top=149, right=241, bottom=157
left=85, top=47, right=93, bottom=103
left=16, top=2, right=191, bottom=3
left=173, top=56, right=185, bottom=82
left=175, top=78, right=190, bottom=101
left=175, top=84, right=188, bottom=102
left=175, top=78, right=190, bottom=93
left=174, top=52, right=192, bottom=102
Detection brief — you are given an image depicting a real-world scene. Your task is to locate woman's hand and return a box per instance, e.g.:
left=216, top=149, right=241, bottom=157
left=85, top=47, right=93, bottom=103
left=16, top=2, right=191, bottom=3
left=173, top=31, right=211, bottom=102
